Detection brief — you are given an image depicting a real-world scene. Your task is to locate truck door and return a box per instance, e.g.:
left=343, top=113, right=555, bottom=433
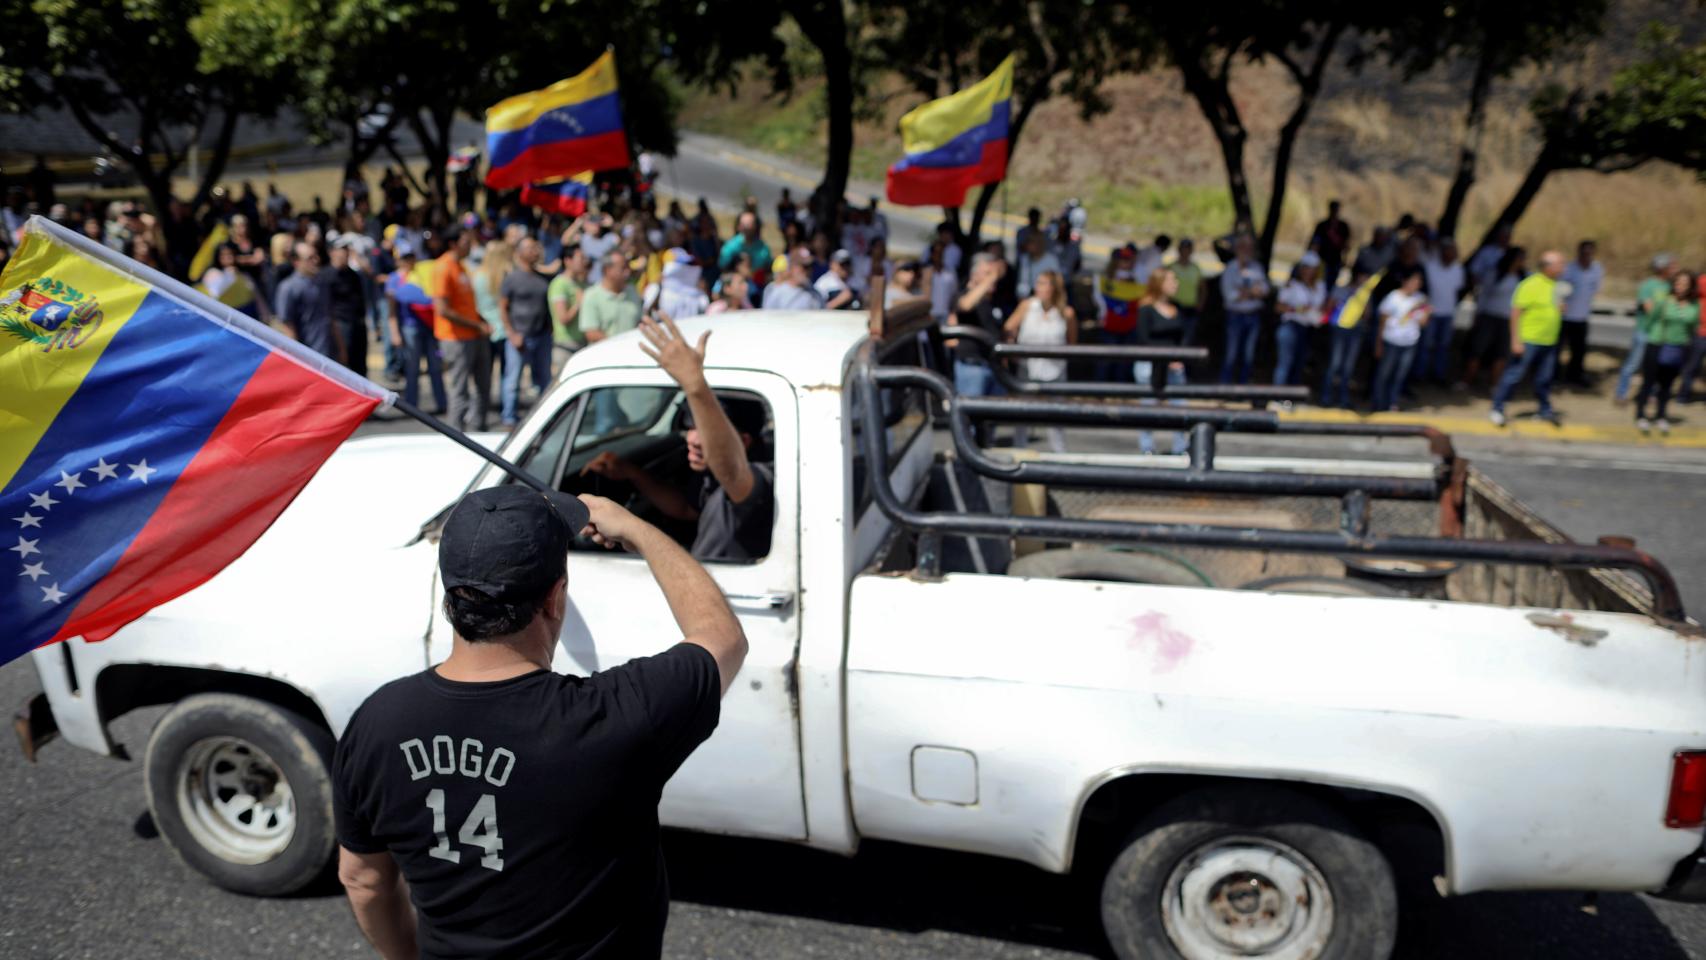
left=432, top=366, right=807, bottom=841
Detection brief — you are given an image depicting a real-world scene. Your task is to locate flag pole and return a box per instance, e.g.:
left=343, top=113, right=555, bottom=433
left=392, top=398, right=553, bottom=496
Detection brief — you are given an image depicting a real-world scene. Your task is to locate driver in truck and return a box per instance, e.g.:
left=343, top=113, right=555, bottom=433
left=580, top=314, right=775, bottom=563
left=331, top=486, right=747, bottom=960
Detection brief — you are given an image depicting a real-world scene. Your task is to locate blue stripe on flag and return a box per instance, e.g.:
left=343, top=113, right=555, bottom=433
left=891, top=101, right=1011, bottom=171
left=2, top=290, right=267, bottom=648
left=486, top=91, right=625, bottom=170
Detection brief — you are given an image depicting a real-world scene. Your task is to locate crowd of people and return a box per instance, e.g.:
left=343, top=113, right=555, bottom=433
left=4, top=175, right=1703, bottom=441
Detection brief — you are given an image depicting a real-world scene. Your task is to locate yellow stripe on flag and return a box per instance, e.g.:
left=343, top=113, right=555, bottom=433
left=898, top=54, right=1014, bottom=156
left=0, top=229, right=150, bottom=490
left=485, top=51, right=620, bottom=134
left=1102, top=278, right=1145, bottom=302
left=188, top=221, right=227, bottom=285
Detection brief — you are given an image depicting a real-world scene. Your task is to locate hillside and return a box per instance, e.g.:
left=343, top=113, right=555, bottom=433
left=678, top=5, right=1706, bottom=286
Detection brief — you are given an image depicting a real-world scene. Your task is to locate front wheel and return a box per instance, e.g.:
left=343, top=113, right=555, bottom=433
left=1100, top=785, right=1397, bottom=960
left=143, top=693, right=337, bottom=896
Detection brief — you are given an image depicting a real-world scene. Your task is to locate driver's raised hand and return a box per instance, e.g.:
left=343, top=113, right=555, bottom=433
left=638, top=313, right=711, bottom=391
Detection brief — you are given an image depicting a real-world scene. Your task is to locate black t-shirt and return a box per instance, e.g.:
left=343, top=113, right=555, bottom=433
left=333, top=643, right=721, bottom=960
left=952, top=294, right=1009, bottom=363
left=690, top=462, right=773, bottom=563
left=321, top=265, right=367, bottom=328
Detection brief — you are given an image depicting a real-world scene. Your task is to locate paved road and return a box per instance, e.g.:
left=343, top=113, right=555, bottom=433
left=4, top=416, right=1705, bottom=959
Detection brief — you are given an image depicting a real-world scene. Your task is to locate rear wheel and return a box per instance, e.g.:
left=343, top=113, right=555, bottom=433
left=143, top=693, right=336, bottom=895
left=1100, top=785, right=1397, bottom=960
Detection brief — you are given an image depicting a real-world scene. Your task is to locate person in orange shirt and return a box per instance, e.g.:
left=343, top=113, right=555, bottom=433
left=432, top=225, right=491, bottom=431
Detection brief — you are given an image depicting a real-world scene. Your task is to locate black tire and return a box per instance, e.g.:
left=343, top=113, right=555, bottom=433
left=1008, top=547, right=1212, bottom=588
left=1100, top=785, right=1397, bottom=960
left=143, top=693, right=337, bottom=896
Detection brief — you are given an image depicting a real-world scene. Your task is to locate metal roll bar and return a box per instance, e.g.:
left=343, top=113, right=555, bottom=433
left=851, top=343, right=1686, bottom=622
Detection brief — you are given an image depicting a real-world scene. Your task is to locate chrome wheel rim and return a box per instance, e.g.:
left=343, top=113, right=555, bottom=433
left=175, top=736, right=295, bottom=864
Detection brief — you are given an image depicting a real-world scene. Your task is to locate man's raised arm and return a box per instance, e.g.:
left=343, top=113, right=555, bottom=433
left=639, top=315, right=757, bottom=503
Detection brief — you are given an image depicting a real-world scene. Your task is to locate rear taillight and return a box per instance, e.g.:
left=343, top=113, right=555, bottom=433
left=1666, top=751, right=1706, bottom=828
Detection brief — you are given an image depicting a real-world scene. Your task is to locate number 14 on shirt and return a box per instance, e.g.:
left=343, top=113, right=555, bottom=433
left=426, top=789, right=505, bottom=872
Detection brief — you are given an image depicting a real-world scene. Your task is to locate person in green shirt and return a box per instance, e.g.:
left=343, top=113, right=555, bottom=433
left=578, top=251, right=643, bottom=344
left=1618, top=253, right=1677, bottom=401
left=549, top=247, right=590, bottom=351
left=1490, top=249, right=1565, bottom=427
left=1633, top=270, right=1701, bottom=435
left=1169, top=237, right=1204, bottom=345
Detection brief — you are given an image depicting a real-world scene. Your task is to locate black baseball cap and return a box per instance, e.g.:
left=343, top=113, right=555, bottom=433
left=439, top=486, right=591, bottom=601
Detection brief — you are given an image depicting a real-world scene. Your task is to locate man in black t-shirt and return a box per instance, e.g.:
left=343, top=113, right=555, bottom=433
left=333, top=486, right=747, bottom=960
left=582, top=315, right=774, bottom=563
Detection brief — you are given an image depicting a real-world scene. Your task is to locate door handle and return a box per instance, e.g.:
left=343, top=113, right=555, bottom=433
left=724, top=592, right=794, bottom=612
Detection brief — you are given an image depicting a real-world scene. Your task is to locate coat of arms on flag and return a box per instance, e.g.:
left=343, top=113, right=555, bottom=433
left=1, top=277, right=104, bottom=350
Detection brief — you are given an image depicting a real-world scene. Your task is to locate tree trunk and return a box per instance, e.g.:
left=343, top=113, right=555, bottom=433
left=409, top=107, right=453, bottom=217
left=791, top=0, right=853, bottom=239
left=188, top=104, right=241, bottom=216
left=1257, top=22, right=1345, bottom=266
left=1438, top=44, right=1498, bottom=241
left=965, top=76, right=1046, bottom=253
left=1171, top=40, right=1255, bottom=238
left=1479, top=147, right=1560, bottom=251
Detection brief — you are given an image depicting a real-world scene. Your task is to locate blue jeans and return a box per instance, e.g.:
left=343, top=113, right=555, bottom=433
left=1615, top=329, right=1647, bottom=401
left=1098, top=328, right=1138, bottom=382
left=1220, top=311, right=1262, bottom=384
left=1320, top=325, right=1363, bottom=408
left=1134, top=361, right=1189, bottom=454
left=1272, top=321, right=1312, bottom=386
left=501, top=333, right=555, bottom=424
left=954, top=358, right=999, bottom=396
left=1492, top=342, right=1558, bottom=415
left=401, top=323, right=447, bottom=411
left=1414, top=312, right=1455, bottom=384
left=1372, top=342, right=1418, bottom=411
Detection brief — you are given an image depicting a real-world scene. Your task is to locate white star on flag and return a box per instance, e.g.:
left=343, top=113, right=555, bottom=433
left=40, top=582, right=65, bottom=604
left=20, top=562, right=48, bottom=582
left=28, top=491, right=58, bottom=511
left=54, top=470, right=85, bottom=494
left=9, top=536, right=40, bottom=558
left=91, top=458, right=119, bottom=481
left=128, top=460, right=158, bottom=483
left=14, top=512, right=41, bottom=529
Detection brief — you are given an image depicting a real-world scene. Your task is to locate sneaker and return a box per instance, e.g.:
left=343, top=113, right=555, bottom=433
left=1658, top=419, right=1672, bottom=436
left=1451, top=381, right=1470, bottom=393
left=1538, top=410, right=1562, bottom=426
left=1274, top=400, right=1294, bottom=413
left=1489, top=410, right=1507, bottom=427
left=1637, top=417, right=1652, bottom=434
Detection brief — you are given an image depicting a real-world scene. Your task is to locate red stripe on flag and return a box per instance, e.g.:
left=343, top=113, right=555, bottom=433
left=54, top=354, right=379, bottom=643
left=884, top=140, right=1008, bottom=208
left=485, top=130, right=630, bottom=190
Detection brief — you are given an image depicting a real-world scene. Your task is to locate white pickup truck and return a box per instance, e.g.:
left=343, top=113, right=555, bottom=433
left=15, top=308, right=1706, bottom=959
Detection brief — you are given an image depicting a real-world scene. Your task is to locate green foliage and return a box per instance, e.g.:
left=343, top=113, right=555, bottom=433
left=1383, top=0, right=1608, bottom=82
left=1, top=316, right=51, bottom=345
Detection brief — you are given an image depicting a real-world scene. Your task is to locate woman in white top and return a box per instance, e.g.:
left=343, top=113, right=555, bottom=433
left=1272, top=251, right=1328, bottom=393
left=1003, top=269, right=1076, bottom=451
left=1371, top=269, right=1430, bottom=412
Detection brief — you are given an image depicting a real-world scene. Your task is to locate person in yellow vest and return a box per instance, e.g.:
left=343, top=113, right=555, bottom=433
left=1490, top=250, right=1566, bottom=427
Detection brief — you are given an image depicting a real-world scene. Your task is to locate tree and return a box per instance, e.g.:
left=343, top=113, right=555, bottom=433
left=1479, top=25, right=1706, bottom=248
left=0, top=0, right=283, bottom=217
left=1139, top=0, right=1380, bottom=265
left=1383, top=0, right=1607, bottom=241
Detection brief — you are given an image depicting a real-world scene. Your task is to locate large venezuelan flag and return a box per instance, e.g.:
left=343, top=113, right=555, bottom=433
left=485, top=52, right=629, bottom=190
left=520, top=172, right=594, bottom=217
left=0, top=217, right=388, bottom=664
left=886, top=55, right=1014, bottom=208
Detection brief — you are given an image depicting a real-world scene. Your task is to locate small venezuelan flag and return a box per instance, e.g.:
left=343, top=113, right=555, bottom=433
left=0, top=217, right=389, bottom=664
left=520, top=172, right=594, bottom=217
left=886, top=55, right=1014, bottom=208
left=485, top=52, right=629, bottom=190
left=1100, top=278, right=1145, bottom=334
